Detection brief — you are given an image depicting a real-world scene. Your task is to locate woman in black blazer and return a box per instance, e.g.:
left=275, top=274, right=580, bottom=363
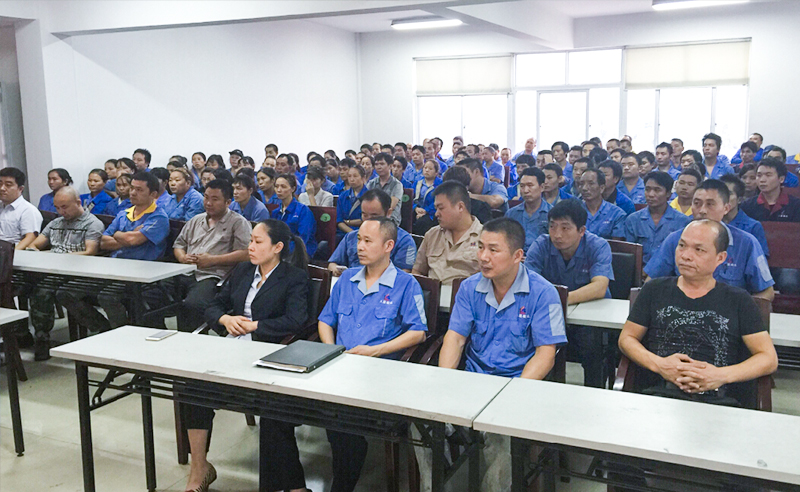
left=183, top=219, right=311, bottom=492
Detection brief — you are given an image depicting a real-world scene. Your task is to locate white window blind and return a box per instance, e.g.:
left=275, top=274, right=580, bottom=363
left=416, top=56, right=512, bottom=95
left=625, top=41, right=750, bottom=89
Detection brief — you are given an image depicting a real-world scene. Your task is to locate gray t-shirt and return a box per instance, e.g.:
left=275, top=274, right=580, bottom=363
left=41, top=210, right=104, bottom=253
left=173, top=209, right=252, bottom=281
left=367, top=175, right=403, bottom=225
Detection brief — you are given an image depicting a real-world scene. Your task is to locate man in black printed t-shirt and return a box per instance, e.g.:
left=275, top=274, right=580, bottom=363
left=619, top=219, right=777, bottom=407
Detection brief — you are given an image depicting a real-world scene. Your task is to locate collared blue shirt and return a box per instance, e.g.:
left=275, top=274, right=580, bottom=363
left=624, top=205, right=692, bottom=263
left=731, top=147, right=763, bottom=165
left=80, top=190, right=114, bottom=215
left=448, top=265, right=567, bottom=377
left=156, top=191, right=171, bottom=209
left=104, top=179, right=116, bottom=193
left=38, top=192, right=56, bottom=213
left=728, top=209, right=769, bottom=257
left=644, top=222, right=774, bottom=294
left=667, top=166, right=681, bottom=180
left=784, top=172, right=799, bottom=188
left=164, top=187, right=204, bottom=221
left=617, top=178, right=646, bottom=204
left=507, top=184, right=520, bottom=201
left=191, top=169, right=203, bottom=191
left=415, top=177, right=442, bottom=219
left=331, top=178, right=347, bottom=196
left=506, top=162, right=519, bottom=186
left=318, top=263, right=427, bottom=359
left=271, top=198, right=317, bottom=256
left=583, top=200, right=626, bottom=239
left=704, top=159, right=735, bottom=179
left=505, top=199, right=552, bottom=251
left=337, top=186, right=367, bottom=227
left=480, top=178, right=509, bottom=212
left=525, top=232, right=614, bottom=298
left=231, top=196, right=271, bottom=223
left=329, top=227, right=417, bottom=271
left=257, top=190, right=282, bottom=206
left=105, top=197, right=131, bottom=218
left=485, top=160, right=504, bottom=182
left=561, top=162, right=574, bottom=184
left=609, top=189, right=635, bottom=215
left=103, top=203, right=169, bottom=260
left=544, top=187, right=572, bottom=206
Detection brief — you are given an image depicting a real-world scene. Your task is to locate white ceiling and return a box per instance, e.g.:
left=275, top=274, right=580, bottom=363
left=308, top=9, right=437, bottom=33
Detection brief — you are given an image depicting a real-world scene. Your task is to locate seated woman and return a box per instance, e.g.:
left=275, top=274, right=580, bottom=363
left=165, top=168, right=204, bottom=221
left=80, top=169, right=113, bottom=215
left=38, top=168, right=73, bottom=213
left=412, top=160, right=442, bottom=235
left=230, top=174, right=271, bottom=222
left=190, top=152, right=206, bottom=190
left=739, top=163, right=758, bottom=200
left=104, top=174, right=132, bottom=217
left=257, top=167, right=281, bottom=205
left=185, top=219, right=311, bottom=492
left=103, top=159, right=118, bottom=195
left=271, top=174, right=317, bottom=257
left=298, top=167, right=334, bottom=208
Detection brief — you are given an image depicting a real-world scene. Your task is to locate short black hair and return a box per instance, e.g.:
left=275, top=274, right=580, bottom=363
left=679, top=168, right=703, bottom=185
left=374, top=152, right=393, bottom=165
left=516, top=154, right=535, bottom=167
left=0, top=167, right=25, bottom=187
left=257, top=167, right=277, bottom=180
left=697, top=179, right=731, bottom=204
left=757, top=156, right=787, bottom=178
left=393, top=155, right=408, bottom=168
left=213, top=168, right=234, bottom=183
left=394, top=142, right=408, bottom=151
left=766, top=146, right=787, bottom=163
left=150, top=167, right=170, bottom=184
left=655, top=142, right=672, bottom=155
left=719, top=173, right=745, bottom=199
left=117, top=158, right=137, bottom=173
left=361, top=188, right=391, bottom=213
left=204, top=179, right=233, bottom=200
left=623, top=152, right=642, bottom=165
left=133, top=148, right=151, bottom=164
left=702, top=132, right=722, bottom=150
left=442, top=165, right=471, bottom=188
left=738, top=163, right=757, bottom=178
left=574, top=157, right=592, bottom=168
left=519, top=167, right=545, bottom=185
left=482, top=217, right=525, bottom=253
left=363, top=216, right=398, bottom=244
left=609, top=148, right=624, bottom=158
left=740, top=140, right=758, bottom=153
left=458, top=158, right=484, bottom=174
left=589, top=147, right=609, bottom=165
left=582, top=168, right=605, bottom=186
left=570, top=145, right=582, bottom=153
left=644, top=171, right=674, bottom=192
left=309, top=154, right=325, bottom=167
left=433, top=180, right=471, bottom=213
left=548, top=198, right=587, bottom=229
left=340, top=157, right=357, bottom=168
left=607, top=138, right=620, bottom=146
left=131, top=171, right=160, bottom=194
left=537, top=150, right=553, bottom=157
left=265, top=143, right=278, bottom=153
left=233, top=174, right=256, bottom=191
left=275, top=173, right=298, bottom=190
left=542, top=163, right=563, bottom=177
left=671, top=138, right=684, bottom=146
left=598, top=159, right=622, bottom=180
left=305, top=167, right=325, bottom=182
left=89, top=168, right=109, bottom=182
left=551, top=141, right=569, bottom=153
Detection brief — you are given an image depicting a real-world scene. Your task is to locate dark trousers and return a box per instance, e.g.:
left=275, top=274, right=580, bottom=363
left=29, top=287, right=56, bottom=341
left=326, top=430, right=368, bottom=492
left=260, top=418, right=307, bottom=492
left=412, top=214, right=437, bottom=236
left=567, top=325, right=604, bottom=388
left=174, top=276, right=219, bottom=332
left=56, top=284, right=112, bottom=333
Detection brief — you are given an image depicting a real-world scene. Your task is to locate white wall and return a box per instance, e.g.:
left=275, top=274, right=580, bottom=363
left=0, top=26, right=27, bottom=177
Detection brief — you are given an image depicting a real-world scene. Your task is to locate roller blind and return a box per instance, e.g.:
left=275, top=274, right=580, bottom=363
left=416, top=56, right=513, bottom=95
left=625, top=41, right=750, bottom=89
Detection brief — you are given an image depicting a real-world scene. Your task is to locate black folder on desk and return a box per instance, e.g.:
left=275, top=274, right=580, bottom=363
left=255, top=340, right=345, bottom=373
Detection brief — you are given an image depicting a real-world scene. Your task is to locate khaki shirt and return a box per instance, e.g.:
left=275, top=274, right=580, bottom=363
left=413, top=217, right=482, bottom=285
left=173, top=209, right=252, bottom=281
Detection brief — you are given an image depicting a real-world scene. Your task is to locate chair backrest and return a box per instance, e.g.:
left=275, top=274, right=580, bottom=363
left=784, top=186, right=800, bottom=199
left=411, top=233, right=424, bottom=249
left=333, top=195, right=339, bottom=207
left=412, top=274, right=441, bottom=335
left=40, top=210, right=59, bottom=230
left=546, top=284, right=569, bottom=383
left=504, top=165, right=511, bottom=187
left=753, top=296, right=771, bottom=333
left=762, top=221, right=800, bottom=269
left=307, top=264, right=331, bottom=322
left=401, top=188, right=414, bottom=233
left=309, top=206, right=337, bottom=253
left=508, top=199, right=523, bottom=208
left=450, top=277, right=467, bottom=310
left=95, top=214, right=116, bottom=229
left=162, top=219, right=186, bottom=262
left=0, top=240, right=15, bottom=308
left=607, top=240, right=643, bottom=300
left=266, top=203, right=280, bottom=213
left=634, top=203, right=647, bottom=211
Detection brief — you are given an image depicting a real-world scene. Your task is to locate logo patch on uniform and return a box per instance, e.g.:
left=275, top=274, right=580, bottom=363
left=380, top=294, right=393, bottom=305
left=518, top=306, right=530, bottom=319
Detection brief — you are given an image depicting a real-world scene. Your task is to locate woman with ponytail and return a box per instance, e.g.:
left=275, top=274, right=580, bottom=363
left=182, top=219, right=311, bottom=492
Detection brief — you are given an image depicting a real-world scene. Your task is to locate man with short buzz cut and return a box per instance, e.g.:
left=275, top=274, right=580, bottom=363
left=27, top=186, right=104, bottom=360
left=719, top=174, right=769, bottom=257
left=731, top=132, right=765, bottom=165
left=132, top=148, right=151, bottom=171
left=741, top=157, right=800, bottom=222
left=620, top=219, right=778, bottom=408
left=645, top=179, right=774, bottom=300
left=366, top=152, right=403, bottom=225
left=670, top=138, right=685, bottom=169
left=505, top=167, right=551, bottom=251
left=319, top=217, right=427, bottom=492
left=762, top=145, right=799, bottom=188
left=482, top=146, right=505, bottom=184
left=597, top=159, right=635, bottom=215
left=580, top=168, right=626, bottom=240
left=551, top=141, right=573, bottom=183
left=606, top=138, right=620, bottom=152
left=458, top=158, right=509, bottom=212
left=328, top=189, right=417, bottom=274
left=568, top=145, right=583, bottom=166
left=625, top=171, right=691, bottom=264
left=0, top=167, right=42, bottom=250
left=413, top=180, right=482, bottom=285
left=702, top=132, right=734, bottom=179
left=541, top=163, right=572, bottom=206
left=404, top=145, right=426, bottom=184
left=618, top=152, right=646, bottom=204
left=654, top=142, right=680, bottom=180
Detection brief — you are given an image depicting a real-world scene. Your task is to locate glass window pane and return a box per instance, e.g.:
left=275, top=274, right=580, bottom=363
left=462, top=95, right=508, bottom=148
left=515, top=90, right=537, bottom=154
left=417, top=96, right=462, bottom=144
left=626, top=89, right=656, bottom=152
left=588, top=88, right=620, bottom=146
left=658, top=87, right=712, bottom=153
left=569, top=49, right=622, bottom=85
left=714, top=85, right=749, bottom=159
left=539, top=91, right=586, bottom=151
left=516, top=53, right=566, bottom=87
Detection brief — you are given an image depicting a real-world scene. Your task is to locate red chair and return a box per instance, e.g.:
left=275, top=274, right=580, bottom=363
left=508, top=199, right=523, bottom=209
left=634, top=203, right=647, bottom=211
left=504, top=165, right=511, bottom=187
left=762, top=222, right=800, bottom=314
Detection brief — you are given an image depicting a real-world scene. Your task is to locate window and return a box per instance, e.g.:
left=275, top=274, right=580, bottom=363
left=538, top=92, right=586, bottom=152
left=714, top=85, right=749, bottom=158
left=418, top=96, right=461, bottom=147
left=568, top=50, right=622, bottom=85
left=588, top=88, right=621, bottom=146
left=658, top=87, right=712, bottom=151
left=418, top=95, right=508, bottom=148
left=516, top=53, right=566, bottom=87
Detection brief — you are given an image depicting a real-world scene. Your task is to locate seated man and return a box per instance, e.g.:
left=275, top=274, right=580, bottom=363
left=541, top=163, right=572, bottom=206
left=763, top=146, right=799, bottom=188
left=670, top=168, right=702, bottom=216
left=426, top=217, right=567, bottom=490
left=645, top=179, right=774, bottom=300
left=597, top=159, right=635, bottom=215
left=617, top=152, right=646, bottom=204
left=740, top=157, right=800, bottom=222
left=366, top=152, right=403, bottom=225
left=619, top=219, right=778, bottom=407
left=506, top=154, right=534, bottom=200
left=0, top=167, right=42, bottom=250
left=458, top=158, right=509, bottom=212
left=336, top=165, right=368, bottom=240
left=442, top=165, right=492, bottom=224
left=720, top=174, right=769, bottom=257
left=525, top=199, right=614, bottom=388
left=505, top=167, right=551, bottom=251
left=27, top=187, right=104, bottom=360
left=412, top=181, right=482, bottom=285
left=580, top=168, right=626, bottom=240
left=328, top=189, right=416, bottom=275
left=625, top=171, right=692, bottom=264
left=230, top=175, right=270, bottom=222
left=319, top=217, right=427, bottom=492
left=173, top=179, right=252, bottom=332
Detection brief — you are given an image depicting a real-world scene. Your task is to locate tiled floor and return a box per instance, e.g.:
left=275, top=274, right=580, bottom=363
left=2, top=318, right=799, bottom=491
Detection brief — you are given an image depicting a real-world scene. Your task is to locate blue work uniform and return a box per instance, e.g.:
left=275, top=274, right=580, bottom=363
left=318, top=264, right=427, bottom=359
left=624, top=205, right=692, bottom=263
left=164, top=187, right=204, bottom=221
left=561, top=163, right=574, bottom=185
left=644, top=222, right=774, bottom=294
left=103, top=202, right=169, bottom=260
left=336, top=186, right=368, bottom=238
left=231, top=196, right=271, bottom=223
left=525, top=232, right=615, bottom=298
left=480, top=178, right=510, bottom=213
left=608, top=189, right=635, bottom=215
left=448, top=265, right=568, bottom=377
left=415, top=177, right=441, bottom=219
left=731, top=147, right=764, bottom=165
left=271, top=198, right=317, bottom=257
left=505, top=199, right=552, bottom=251
left=512, top=151, right=535, bottom=162
left=704, top=160, right=735, bottom=179
left=583, top=200, right=627, bottom=239
left=104, top=179, right=116, bottom=193
left=38, top=192, right=56, bottom=213
left=544, top=187, right=573, bottom=206
left=330, top=178, right=347, bottom=196
left=156, top=191, right=171, bottom=209
left=403, top=165, right=425, bottom=185
left=486, top=160, right=504, bottom=183
left=667, top=166, right=681, bottom=180
left=784, top=172, right=799, bottom=188
left=507, top=184, right=520, bottom=201
left=105, top=197, right=131, bottom=218
left=80, top=190, right=114, bottom=215
left=727, top=209, right=769, bottom=257
left=329, top=227, right=417, bottom=271
left=191, top=169, right=203, bottom=191
left=258, top=190, right=282, bottom=206
left=617, top=178, right=646, bottom=204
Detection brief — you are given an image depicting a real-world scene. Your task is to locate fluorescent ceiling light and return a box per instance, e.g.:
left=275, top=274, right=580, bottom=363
left=652, top=0, right=749, bottom=11
left=391, top=17, right=462, bottom=30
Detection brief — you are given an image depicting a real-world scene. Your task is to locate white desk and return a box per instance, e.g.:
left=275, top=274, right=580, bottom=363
left=566, top=298, right=629, bottom=330
left=0, top=307, right=30, bottom=325
left=1, top=308, right=29, bottom=456
left=770, top=313, right=800, bottom=348
left=474, top=378, right=800, bottom=490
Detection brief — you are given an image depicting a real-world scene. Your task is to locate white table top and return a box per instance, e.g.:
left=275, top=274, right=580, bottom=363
left=13, top=250, right=195, bottom=283
left=332, top=276, right=452, bottom=311
left=474, top=378, right=800, bottom=485
left=0, top=308, right=28, bottom=325
left=567, top=298, right=629, bottom=330
left=770, top=313, right=800, bottom=348
left=51, top=326, right=510, bottom=426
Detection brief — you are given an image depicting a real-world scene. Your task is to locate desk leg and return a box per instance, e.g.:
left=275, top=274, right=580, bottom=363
left=510, top=437, right=526, bottom=492
left=430, top=423, right=445, bottom=492
left=129, top=283, right=144, bottom=326
left=140, top=378, right=157, bottom=492
left=3, top=328, right=24, bottom=456
left=468, top=429, right=480, bottom=492
left=76, top=363, right=95, bottom=492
